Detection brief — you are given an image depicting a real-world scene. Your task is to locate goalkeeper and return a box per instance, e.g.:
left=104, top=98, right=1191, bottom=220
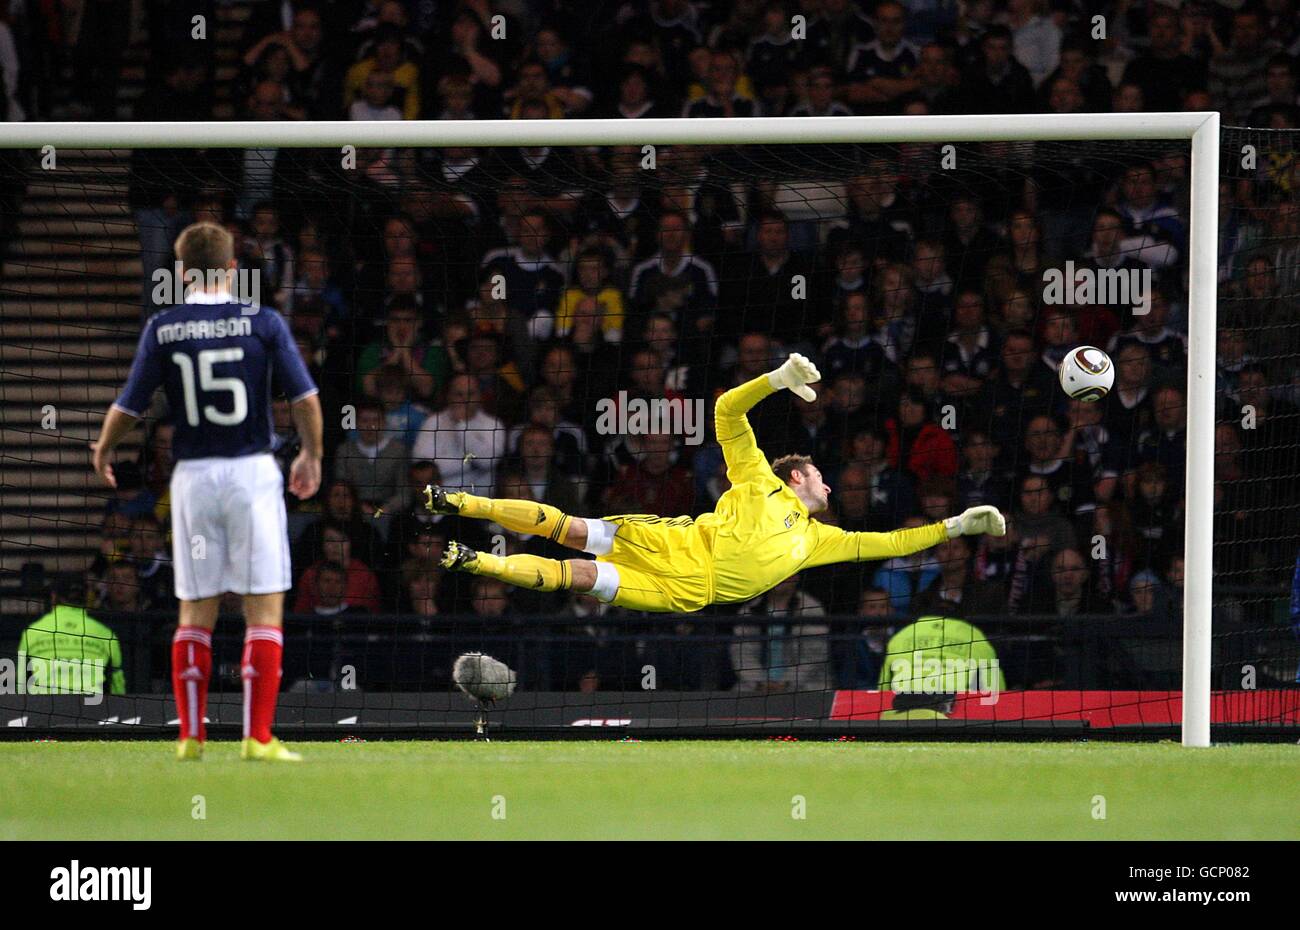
left=430, top=354, right=1006, bottom=613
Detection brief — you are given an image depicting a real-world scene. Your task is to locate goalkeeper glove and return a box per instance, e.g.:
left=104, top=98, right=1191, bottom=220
left=768, top=352, right=822, bottom=402
left=944, top=505, right=1007, bottom=539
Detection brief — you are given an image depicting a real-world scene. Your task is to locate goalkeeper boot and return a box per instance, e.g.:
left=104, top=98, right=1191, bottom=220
left=440, top=540, right=479, bottom=573
left=176, top=738, right=203, bottom=762
left=424, top=484, right=461, bottom=515
left=240, top=736, right=303, bottom=763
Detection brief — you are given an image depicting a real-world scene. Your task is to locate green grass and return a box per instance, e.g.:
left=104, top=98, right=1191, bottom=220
left=1, top=740, right=1296, bottom=840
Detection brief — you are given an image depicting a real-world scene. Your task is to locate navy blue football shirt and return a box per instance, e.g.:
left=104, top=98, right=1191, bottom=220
left=114, top=297, right=318, bottom=460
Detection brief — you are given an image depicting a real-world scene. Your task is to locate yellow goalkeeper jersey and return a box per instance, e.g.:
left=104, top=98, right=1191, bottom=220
left=699, top=374, right=948, bottom=604
left=598, top=374, right=948, bottom=613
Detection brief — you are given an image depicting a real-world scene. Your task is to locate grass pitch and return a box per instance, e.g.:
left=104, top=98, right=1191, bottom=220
left=1, top=740, right=1295, bottom=840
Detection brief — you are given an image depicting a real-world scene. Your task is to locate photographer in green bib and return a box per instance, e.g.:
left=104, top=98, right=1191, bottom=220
left=878, top=615, right=1005, bottom=719
left=18, top=577, right=126, bottom=697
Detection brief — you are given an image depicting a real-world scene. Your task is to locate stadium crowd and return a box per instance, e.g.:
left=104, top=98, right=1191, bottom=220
left=13, top=0, right=1297, bottom=692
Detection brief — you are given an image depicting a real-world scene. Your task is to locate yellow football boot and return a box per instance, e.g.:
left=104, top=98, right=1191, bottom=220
left=239, top=737, right=303, bottom=762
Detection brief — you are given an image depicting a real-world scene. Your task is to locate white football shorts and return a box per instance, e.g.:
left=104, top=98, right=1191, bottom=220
left=169, top=453, right=291, bottom=600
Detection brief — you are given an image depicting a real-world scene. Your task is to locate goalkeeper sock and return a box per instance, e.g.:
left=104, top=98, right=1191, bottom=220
left=241, top=626, right=283, bottom=744
left=471, top=551, right=574, bottom=592
left=172, top=627, right=212, bottom=742
left=449, top=493, right=572, bottom=544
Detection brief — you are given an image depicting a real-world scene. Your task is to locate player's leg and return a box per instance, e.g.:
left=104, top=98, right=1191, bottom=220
left=237, top=591, right=300, bottom=762
left=169, top=458, right=225, bottom=761
left=426, top=484, right=604, bottom=552
left=172, top=596, right=219, bottom=761
left=228, top=455, right=300, bottom=762
left=441, top=541, right=597, bottom=594
left=440, top=538, right=687, bottom=612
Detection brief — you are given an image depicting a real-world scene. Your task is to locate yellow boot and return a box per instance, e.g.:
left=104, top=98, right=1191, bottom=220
left=239, top=737, right=303, bottom=762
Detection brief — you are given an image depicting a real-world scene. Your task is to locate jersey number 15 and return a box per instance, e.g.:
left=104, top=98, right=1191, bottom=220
left=172, top=348, right=248, bottom=427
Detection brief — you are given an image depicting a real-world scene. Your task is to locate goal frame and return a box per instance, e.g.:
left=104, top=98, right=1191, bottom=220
left=2, top=112, right=1221, bottom=747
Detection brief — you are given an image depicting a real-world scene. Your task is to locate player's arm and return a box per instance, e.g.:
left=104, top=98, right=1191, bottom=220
left=92, top=321, right=162, bottom=487
left=715, top=353, right=821, bottom=485
left=271, top=310, right=324, bottom=500
left=807, top=506, right=1007, bottom=566
left=91, top=406, right=141, bottom=488
left=289, top=392, right=323, bottom=499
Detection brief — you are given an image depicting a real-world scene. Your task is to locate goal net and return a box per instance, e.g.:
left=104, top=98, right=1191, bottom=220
left=0, top=115, right=1294, bottom=742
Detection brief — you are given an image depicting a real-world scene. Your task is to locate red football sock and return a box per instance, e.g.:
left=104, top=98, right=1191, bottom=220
left=241, top=625, right=284, bottom=744
left=172, top=627, right=212, bottom=742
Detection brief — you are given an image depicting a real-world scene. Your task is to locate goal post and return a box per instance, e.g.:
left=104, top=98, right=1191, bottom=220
left=0, top=113, right=1221, bottom=746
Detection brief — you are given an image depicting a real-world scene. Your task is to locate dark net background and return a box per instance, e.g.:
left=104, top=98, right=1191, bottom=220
left=0, top=1, right=1296, bottom=726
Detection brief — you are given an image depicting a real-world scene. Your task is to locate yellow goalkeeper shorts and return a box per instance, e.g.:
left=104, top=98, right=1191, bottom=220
left=597, top=514, right=714, bottom=613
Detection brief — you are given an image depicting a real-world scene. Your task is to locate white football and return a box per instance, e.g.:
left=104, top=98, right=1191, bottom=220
left=1058, top=346, right=1115, bottom=402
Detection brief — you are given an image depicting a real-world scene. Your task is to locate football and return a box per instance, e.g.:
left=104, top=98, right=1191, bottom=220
left=1058, top=346, right=1115, bottom=402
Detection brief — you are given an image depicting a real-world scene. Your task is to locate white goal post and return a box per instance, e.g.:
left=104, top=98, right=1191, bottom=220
left=2, top=112, right=1221, bottom=747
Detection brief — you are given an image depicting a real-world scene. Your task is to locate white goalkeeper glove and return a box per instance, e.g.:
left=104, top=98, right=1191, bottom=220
left=768, top=352, right=822, bottom=402
left=944, top=505, right=1007, bottom=539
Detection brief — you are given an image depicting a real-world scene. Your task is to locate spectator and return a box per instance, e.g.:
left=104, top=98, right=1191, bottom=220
left=1025, top=547, right=1110, bottom=616
left=843, top=0, right=920, bottom=113
left=954, top=429, right=1013, bottom=513
left=101, top=560, right=145, bottom=614
left=128, top=60, right=207, bottom=313
left=531, top=27, right=595, bottom=115
left=1208, top=9, right=1277, bottom=125
left=629, top=211, right=720, bottom=330
left=789, top=65, right=851, bottom=117
left=683, top=48, right=761, bottom=118
left=401, top=558, right=445, bottom=617
left=1002, top=0, right=1060, bottom=88
left=344, top=25, right=421, bottom=120
left=309, top=561, right=368, bottom=617
left=884, top=389, right=959, bottom=485
left=721, top=211, right=819, bottom=344
left=1105, top=341, right=1157, bottom=462
left=480, top=212, right=567, bottom=337
left=556, top=249, right=626, bottom=343
left=603, top=431, right=695, bottom=517
left=374, top=364, right=432, bottom=449
left=516, top=424, right=583, bottom=516
left=127, top=514, right=174, bottom=609
left=837, top=586, right=895, bottom=688
left=1133, top=385, right=1188, bottom=493
left=912, top=533, right=1008, bottom=624
left=1012, top=473, right=1078, bottom=555
left=1106, top=286, right=1187, bottom=374
left=357, top=300, right=447, bottom=402
left=959, top=25, right=1037, bottom=114
left=349, top=68, right=402, bottom=121
left=294, top=523, right=382, bottom=614
left=412, top=373, right=508, bottom=492
left=1114, top=163, right=1183, bottom=268
left=872, top=515, right=941, bottom=613
left=732, top=574, right=830, bottom=693
left=1122, top=9, right=1207, bottom=114
left=334, top=401, right=408, bottom=514
left=822, top=291, right=894, bottom=386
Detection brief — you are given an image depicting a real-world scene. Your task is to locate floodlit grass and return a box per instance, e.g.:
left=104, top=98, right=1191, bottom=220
left=1, top=740, right=1295, bottom=840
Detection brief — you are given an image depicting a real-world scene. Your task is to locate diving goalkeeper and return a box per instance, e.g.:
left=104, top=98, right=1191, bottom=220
left=429, top=353, right=1006, bottom=613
